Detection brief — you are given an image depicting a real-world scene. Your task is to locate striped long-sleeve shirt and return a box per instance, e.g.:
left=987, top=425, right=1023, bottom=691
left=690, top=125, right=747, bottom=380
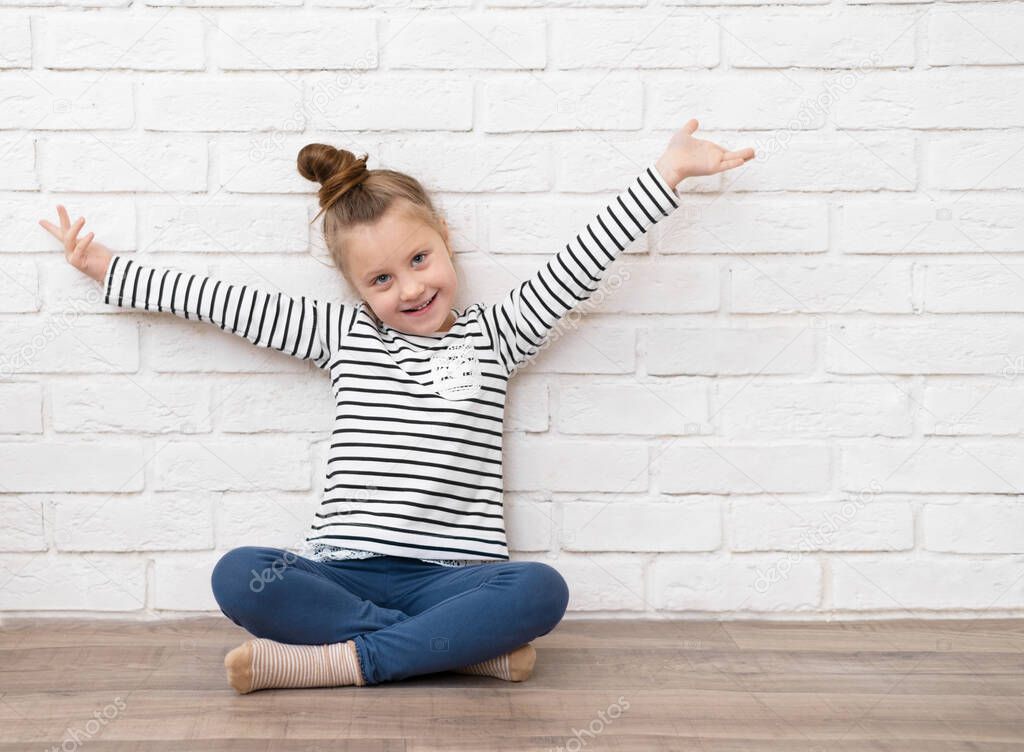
left=102, top=162, right=679, bottom=566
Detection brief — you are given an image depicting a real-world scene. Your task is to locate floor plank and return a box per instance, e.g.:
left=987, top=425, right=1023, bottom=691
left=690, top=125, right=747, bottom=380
left=2, top=617, right=1022, bottom=751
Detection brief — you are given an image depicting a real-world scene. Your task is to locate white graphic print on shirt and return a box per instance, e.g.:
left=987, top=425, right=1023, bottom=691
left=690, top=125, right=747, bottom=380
left=430, top=340, right=483, bottom=400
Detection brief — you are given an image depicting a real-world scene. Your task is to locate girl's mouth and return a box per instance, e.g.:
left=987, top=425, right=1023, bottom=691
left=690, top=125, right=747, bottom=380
left=402, top=292, right=437, bottom=317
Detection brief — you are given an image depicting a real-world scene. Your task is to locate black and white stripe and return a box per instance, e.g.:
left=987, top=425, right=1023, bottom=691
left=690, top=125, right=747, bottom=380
left=104, top=257, right=341, bottom=369
left=480, top=162, right=678, bottom=377
left=102, top=162, right=679, bottom=562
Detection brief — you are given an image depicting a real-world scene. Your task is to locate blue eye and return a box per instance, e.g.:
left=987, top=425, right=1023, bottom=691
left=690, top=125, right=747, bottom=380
left=372, top=252, right=427, bottom=286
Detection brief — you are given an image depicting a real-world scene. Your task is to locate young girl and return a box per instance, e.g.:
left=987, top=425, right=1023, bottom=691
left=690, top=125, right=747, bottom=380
left=40, top=118, right=753, bottom=693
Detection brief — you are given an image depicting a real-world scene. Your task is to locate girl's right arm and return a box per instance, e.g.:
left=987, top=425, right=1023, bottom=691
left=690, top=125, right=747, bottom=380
left=40, top=205, right=344, bottom=370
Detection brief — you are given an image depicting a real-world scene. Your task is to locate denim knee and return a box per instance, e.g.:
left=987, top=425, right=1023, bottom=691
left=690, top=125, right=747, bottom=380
left=520, top=562, right=570, bottom=633
left=210, top=546, right=268, bottom=618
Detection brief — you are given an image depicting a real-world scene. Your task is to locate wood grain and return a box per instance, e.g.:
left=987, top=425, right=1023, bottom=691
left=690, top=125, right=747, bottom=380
left=2, top=617, right=1022, bottom=751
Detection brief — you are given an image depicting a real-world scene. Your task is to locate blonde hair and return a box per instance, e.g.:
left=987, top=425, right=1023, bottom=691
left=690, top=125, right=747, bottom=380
left=297, top=144, right=451, bottom=291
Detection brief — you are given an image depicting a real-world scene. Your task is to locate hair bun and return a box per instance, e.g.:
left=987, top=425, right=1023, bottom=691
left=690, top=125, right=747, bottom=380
left=297, top=144, right=370, bottom=211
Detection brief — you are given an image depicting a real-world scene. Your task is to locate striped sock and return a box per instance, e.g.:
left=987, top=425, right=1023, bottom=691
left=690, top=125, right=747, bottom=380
left=453, top=643, right=536, bottom=682
left=224, top=638, right=366, bottom=694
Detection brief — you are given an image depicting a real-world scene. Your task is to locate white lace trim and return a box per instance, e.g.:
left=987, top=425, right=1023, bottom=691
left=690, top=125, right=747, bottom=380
left=301, top=541, right=493, bottom=568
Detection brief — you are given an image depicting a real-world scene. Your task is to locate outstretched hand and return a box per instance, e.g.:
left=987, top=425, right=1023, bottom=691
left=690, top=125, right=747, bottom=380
left=39, top=205, right=113, bottom=284
left=655, top=118, right=755, bottom=188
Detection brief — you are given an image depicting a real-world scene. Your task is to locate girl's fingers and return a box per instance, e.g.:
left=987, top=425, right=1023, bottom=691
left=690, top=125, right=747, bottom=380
left=74, top=231, right=94, bottom=257
left=41, top=209, right=96, bottom=262
left=70, top=232, right=93, bottom=267
left=39, top=219, right=60, bottom=240
left=722, top=147, right=755, bottom=162
left=65, top=217, right=84, bottom=252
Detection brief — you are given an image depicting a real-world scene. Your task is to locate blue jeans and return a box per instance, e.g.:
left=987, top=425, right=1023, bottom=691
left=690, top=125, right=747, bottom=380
left=210, top=546, right=570, bottom=686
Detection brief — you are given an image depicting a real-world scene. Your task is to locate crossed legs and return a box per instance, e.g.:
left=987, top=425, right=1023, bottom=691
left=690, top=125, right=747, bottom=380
left=210, top=546, right=569, bottom=689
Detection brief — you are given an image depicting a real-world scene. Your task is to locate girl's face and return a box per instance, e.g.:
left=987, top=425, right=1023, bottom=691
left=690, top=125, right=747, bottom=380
left=344, top=204, right=458, bottom=336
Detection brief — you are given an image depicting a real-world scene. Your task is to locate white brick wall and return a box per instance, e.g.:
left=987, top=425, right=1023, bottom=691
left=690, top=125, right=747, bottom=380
left=3, top=1, right=1023, bottom=620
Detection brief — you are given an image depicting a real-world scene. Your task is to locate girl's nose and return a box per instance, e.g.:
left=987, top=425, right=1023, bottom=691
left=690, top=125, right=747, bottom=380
left=402, top=286, right=425, bottom=301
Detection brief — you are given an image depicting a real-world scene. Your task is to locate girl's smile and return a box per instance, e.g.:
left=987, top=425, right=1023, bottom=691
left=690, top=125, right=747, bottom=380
left=402, top=291, right=437, bottom=316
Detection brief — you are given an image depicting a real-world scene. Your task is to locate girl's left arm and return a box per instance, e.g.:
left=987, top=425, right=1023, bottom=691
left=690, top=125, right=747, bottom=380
left=481, top=118, right=754, bottom=378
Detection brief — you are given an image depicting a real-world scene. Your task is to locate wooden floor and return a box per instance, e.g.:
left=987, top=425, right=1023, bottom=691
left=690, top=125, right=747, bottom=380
left=1, top=616, right=1023, bottom=751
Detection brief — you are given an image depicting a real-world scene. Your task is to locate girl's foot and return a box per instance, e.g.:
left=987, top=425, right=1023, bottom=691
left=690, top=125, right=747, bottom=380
left=453, top=642, right=536, bottom=682
left=223, top=637, right=365, bottom=694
